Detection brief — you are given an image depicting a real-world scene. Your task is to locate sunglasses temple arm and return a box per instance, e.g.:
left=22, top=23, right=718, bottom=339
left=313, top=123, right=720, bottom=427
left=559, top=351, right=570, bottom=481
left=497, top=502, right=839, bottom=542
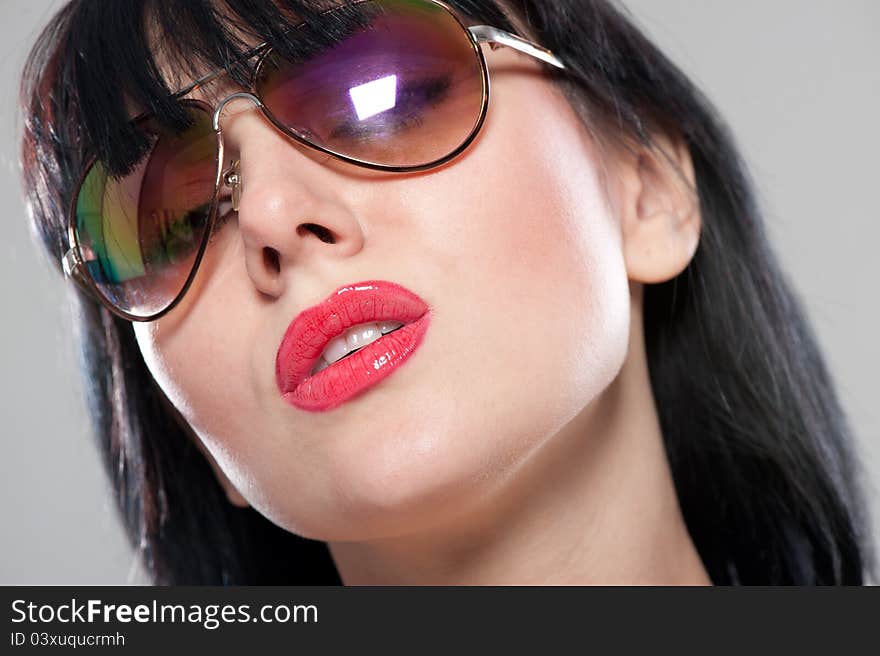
left=468, top=25, right=566, bottom=70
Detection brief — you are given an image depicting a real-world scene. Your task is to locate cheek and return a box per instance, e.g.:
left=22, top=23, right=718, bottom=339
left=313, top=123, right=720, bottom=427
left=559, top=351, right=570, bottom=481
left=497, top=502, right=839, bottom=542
left=464, top=143, right=626, bottom=431
left=426, top=79, right=631, bottom=411
left=132, top=306, right=257, bottom=448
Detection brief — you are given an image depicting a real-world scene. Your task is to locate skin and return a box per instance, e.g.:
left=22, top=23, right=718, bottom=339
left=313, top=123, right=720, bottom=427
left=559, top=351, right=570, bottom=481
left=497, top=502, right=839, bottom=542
left=133, top=40, right=709, bottom=584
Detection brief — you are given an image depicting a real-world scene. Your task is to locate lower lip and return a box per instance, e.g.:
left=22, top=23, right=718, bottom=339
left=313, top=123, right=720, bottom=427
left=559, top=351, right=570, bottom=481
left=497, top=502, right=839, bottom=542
left=281, top=312, right=431, bottom=412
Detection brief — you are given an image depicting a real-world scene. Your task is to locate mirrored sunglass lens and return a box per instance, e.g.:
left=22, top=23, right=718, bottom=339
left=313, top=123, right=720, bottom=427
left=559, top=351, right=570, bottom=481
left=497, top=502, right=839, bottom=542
left=74, top=107, right=217, bottom=317
left=255, top=0, right=485, bottom=168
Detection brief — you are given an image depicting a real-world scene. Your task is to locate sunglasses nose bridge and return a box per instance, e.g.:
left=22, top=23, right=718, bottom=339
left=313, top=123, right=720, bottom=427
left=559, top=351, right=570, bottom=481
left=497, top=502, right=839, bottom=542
left=212, top=92, right=264, bottom=131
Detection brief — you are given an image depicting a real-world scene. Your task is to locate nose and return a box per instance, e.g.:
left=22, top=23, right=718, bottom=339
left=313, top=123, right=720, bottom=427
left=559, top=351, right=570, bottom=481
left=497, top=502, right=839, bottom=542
left=218, top=101, right=367, bottom=298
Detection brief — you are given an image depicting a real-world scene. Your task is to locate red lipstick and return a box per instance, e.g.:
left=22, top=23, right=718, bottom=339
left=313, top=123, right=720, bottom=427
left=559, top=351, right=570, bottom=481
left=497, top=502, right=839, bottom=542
left=275, top=280, right=431, bottom=412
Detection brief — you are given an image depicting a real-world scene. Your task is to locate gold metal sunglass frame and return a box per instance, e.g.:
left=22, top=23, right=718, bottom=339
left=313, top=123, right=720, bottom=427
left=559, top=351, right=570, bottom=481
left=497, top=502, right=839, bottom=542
left=61, top=0, right=567, bottom=322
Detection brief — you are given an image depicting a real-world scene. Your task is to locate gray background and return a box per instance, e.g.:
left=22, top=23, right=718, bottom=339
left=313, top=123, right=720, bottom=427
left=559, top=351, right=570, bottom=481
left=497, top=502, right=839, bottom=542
left=1, top=1, right=877, bottom=584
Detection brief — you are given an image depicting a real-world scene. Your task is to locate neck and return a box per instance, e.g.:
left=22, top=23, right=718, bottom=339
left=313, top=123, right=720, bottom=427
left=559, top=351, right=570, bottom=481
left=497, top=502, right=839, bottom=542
left=327, top=299, right=711, bottom=585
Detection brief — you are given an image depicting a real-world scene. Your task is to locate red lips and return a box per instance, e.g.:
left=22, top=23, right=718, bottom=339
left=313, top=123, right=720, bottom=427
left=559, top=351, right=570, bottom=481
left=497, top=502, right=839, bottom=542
left=275, top=280, right=431, bottom=412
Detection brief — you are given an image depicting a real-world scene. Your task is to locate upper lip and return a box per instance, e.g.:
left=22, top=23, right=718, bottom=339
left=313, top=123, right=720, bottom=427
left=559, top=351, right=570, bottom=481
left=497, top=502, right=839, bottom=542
left=275, top=280, right=430, bottom=394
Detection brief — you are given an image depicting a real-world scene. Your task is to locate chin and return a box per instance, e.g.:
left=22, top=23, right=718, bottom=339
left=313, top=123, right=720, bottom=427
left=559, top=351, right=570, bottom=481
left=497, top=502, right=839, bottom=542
left=272, top=430, right=507, bottom=542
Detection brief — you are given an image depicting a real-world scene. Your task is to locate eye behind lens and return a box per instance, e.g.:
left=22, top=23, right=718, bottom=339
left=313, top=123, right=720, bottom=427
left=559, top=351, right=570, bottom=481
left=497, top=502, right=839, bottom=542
left=254, top=0, right=486, bottom=169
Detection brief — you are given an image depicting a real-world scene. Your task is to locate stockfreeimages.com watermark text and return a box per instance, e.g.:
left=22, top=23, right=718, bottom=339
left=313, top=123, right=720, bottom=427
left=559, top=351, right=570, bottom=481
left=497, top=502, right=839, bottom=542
left=11, top=598, right=318, bottom=631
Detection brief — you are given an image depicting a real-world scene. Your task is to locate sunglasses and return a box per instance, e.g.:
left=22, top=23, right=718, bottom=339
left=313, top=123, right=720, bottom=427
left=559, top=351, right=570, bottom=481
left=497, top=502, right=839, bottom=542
left=61, top=0, right=566, bottom=321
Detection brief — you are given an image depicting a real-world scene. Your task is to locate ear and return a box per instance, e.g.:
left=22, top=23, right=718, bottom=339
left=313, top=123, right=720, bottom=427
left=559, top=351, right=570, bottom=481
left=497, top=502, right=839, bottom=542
left=614, top=132, right=701, bottom=283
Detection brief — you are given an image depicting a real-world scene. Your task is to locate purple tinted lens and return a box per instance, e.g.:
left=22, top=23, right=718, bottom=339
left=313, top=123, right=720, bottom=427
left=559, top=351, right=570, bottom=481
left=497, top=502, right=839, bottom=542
left=255, top=0, right=486, bottom=168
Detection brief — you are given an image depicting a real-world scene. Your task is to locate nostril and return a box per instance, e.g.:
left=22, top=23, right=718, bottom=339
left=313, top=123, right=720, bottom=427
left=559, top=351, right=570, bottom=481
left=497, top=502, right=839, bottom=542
left=298, top=223, right=336, bottom=244
left=263, top=246, right=281, bottom=274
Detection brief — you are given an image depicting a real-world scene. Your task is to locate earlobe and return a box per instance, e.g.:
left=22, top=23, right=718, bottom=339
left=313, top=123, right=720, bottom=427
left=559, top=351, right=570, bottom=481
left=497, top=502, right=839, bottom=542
left=617, top=133, right=702, bottom=284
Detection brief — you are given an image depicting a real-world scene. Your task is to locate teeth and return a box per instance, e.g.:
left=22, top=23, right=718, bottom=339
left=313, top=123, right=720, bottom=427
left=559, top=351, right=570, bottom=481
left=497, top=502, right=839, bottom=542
left=345, top=323, right=383, bottom=353
left=322, top=322, right=381, bottom=365
left=378, top=320, right=405, bottom=334
left=310, top=320, right=405, bottom=376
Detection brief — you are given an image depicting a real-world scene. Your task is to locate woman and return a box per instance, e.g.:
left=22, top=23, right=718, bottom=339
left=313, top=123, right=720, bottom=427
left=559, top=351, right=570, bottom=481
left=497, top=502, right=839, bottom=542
left=19, top=0, right=875, bottom=584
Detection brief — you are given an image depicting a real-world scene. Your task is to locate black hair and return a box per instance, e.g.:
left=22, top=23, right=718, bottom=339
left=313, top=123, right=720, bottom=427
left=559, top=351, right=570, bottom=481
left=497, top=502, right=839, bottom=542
left=20, top=0, right=875, bottom=584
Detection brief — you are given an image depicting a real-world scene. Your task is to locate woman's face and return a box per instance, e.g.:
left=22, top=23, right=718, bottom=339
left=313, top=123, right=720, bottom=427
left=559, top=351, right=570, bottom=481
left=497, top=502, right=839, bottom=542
left=133, top=43, right=632, bottom=541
